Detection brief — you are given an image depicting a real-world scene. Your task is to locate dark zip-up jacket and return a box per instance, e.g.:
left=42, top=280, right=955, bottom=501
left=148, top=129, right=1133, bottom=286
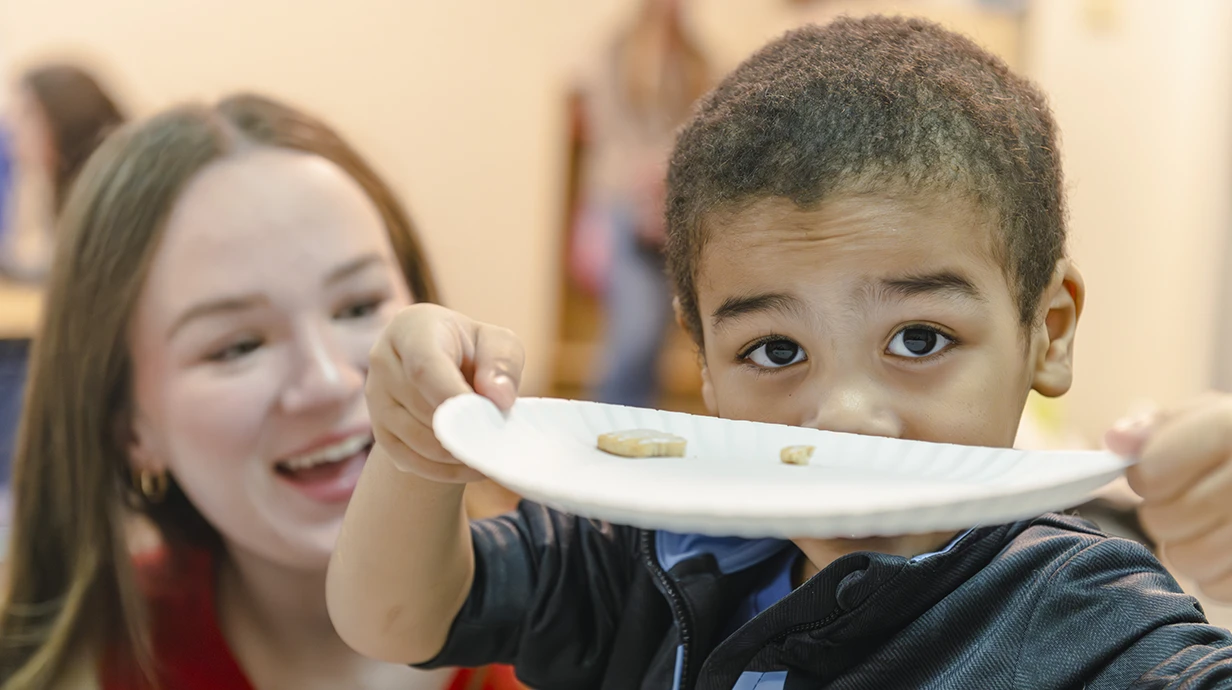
left=421, top=504, right=1232, bottom=689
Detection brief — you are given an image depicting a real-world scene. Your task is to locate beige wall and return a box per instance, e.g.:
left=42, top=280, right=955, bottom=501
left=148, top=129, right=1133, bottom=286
left=696, top=0, right=1025, bottom=72
left=1026, top=0, right=1232, bottom=439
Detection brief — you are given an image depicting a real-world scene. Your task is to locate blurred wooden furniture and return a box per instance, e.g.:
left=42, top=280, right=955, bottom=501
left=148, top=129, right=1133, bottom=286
left=549, top=90, right=706, bottom=414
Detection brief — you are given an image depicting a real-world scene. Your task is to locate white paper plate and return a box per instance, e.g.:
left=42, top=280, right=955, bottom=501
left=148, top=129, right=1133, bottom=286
left=434, top=394, right=1131, bottom=539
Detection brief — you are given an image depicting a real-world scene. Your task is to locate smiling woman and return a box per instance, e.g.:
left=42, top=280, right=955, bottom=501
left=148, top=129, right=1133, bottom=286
left=125, top=144, right=408, bottom=569
left=0, top=95, right=519, bottom=690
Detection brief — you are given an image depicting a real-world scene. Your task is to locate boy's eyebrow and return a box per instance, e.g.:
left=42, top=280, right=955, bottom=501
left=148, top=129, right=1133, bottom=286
left=873, top=270, right=986, bottom=303
left=711, top=292, right=807, bottom=331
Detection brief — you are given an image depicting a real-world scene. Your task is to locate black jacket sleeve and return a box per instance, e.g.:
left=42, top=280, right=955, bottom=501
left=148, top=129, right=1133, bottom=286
left=1017, top=537, right=1232, bottom=689
left=416, top=501, right=643, bottom=687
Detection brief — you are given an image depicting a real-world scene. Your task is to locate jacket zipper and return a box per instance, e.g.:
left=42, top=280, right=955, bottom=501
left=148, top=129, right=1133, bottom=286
left=767, top=607, right=844, bottom=645
left=642, top=531, right=695, bottom=689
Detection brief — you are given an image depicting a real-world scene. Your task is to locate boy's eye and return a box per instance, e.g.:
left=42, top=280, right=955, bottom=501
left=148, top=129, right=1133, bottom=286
left=743, top=338, right=807, bottom=369
left=207, top=338, right=263, bottom=363
left=887, top=326, right=953, bottom=359
left=335, top=299, right=383, bottom=321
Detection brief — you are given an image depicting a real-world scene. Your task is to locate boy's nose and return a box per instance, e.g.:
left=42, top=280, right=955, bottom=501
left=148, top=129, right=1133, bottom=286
left=802, top=382, right=903, bottom=439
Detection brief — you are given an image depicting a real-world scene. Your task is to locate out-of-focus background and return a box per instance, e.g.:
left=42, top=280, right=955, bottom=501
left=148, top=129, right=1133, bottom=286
left=4, top=0, right=1230, bottom=439
left=2, top=0, right=1231, bottom=609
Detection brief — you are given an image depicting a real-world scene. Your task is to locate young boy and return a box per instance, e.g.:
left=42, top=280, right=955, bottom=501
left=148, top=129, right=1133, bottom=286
left=329, top=16, right=1232, bottom=688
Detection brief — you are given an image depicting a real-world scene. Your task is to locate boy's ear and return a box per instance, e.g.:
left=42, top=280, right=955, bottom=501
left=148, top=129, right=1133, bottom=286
left=673, top=296, right=718, bottom=415
left=1030, top=260, right=1085, bottom=398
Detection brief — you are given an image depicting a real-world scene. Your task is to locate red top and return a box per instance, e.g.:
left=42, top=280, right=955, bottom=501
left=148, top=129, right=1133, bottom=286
left=100, top=548, right=521, bottom=690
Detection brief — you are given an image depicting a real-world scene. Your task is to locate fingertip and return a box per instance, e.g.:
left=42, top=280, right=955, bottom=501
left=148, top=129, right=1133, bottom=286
left=482, top=373, right=517, bottom=412
left=1104, top=427, right=1144, bottom=459
left=1105, top=411, right=1157, bottom=457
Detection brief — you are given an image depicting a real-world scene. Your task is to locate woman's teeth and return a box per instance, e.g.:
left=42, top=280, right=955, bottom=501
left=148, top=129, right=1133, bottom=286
left=279, top=433, right=373, bottom=472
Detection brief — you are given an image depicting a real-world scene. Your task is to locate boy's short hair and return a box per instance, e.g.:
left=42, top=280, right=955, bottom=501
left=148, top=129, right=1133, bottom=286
left=665, top=16, right=1066, bottom=346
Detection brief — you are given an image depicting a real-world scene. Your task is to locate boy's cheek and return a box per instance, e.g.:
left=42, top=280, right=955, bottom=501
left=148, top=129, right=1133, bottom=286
left=895, top=365, right=1026, bottom=447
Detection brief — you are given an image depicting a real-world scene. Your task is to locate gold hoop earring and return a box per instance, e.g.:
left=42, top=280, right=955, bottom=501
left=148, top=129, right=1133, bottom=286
left=136, top=470, right=168, bottom=504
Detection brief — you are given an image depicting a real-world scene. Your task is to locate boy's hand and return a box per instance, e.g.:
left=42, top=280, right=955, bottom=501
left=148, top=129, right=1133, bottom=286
left=367, top=303, right=524, bottom=483
left=1106, top=395, right=1232, bottom=601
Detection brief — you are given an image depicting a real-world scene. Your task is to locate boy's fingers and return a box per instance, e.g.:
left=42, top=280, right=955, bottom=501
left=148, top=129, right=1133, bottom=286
left=1126, top=398, right=1232, bottom=503
left=1138, top=494, right=1224, bottom=544
left=1109, top=395, right=1222, bottom=460
left=367, top=342, right=466, bottom=417
left=399, top=345, right=475, bottom=411
left=382, top=404, right=455, bottom=466
left=373, top=402, right=487, bottom=483
left=368, top=396, right=432, bottom=463
left=1104, top=412, right=1157, bottom=458
left=1135, top=434, right=1232, bottom=543
left=473, top=324, right=525, bottom=411
left=1162, top=520, right=1232, bottom=588
left=365, top=305, right=518, bottom=482
left=378, top=304, right=480, bottom=409
left=401, top=418, right=485, bottom=482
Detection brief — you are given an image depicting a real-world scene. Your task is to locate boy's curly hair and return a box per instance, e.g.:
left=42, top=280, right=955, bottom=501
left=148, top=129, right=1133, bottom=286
left=665, top=15, right=1065, bottom=345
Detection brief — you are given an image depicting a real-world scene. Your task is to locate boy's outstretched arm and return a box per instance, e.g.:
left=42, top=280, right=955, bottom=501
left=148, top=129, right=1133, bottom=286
left=327, top=304, right=524, bottom=664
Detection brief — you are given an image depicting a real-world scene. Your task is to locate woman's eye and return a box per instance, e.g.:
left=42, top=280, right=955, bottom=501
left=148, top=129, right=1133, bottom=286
left=743, top=338, right=806, bottom=369
left=207, top=338, right=262, bottom=363
left=887, top=326, right=953, bottom=359
left=335, top=299, right=383, bottom=320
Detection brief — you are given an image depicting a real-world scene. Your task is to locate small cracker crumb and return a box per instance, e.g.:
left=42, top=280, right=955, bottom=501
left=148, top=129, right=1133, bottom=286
left=780, top=445, right=815, bottom=466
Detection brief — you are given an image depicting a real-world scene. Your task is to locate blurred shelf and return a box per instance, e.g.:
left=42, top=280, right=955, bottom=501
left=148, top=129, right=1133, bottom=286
left=0, top=281, right=42, bottom=339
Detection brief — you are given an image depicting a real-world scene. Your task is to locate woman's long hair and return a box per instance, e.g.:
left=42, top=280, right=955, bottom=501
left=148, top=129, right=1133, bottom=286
left=0, top=94, right=439, bottom=689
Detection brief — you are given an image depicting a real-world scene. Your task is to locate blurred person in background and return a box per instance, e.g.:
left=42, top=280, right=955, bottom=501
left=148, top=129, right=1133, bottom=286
left=0, top=94, right=520, bottom=690
left=2, top=62, right=125, bottom=281
left=0, top=63, right=126, bottom=494
left=573, top=0, right=711, bottom=408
